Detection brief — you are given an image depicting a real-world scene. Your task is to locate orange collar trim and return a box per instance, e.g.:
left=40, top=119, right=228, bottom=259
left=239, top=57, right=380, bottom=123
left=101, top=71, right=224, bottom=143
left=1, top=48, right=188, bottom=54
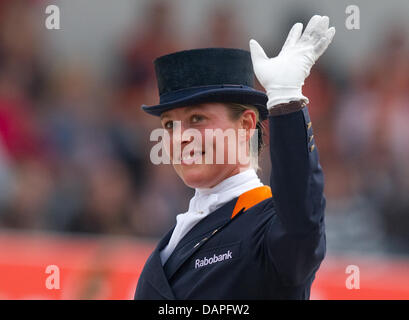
left=231, top=186, right=273, bottom=219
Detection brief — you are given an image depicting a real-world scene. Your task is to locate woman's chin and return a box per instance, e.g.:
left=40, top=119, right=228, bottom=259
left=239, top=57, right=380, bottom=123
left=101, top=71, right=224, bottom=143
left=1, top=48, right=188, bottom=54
left=176, top=163, right=237, bottom=189
left=180, top=167, right=208, bottom=188
left=177, top=164, right=216, bottom=189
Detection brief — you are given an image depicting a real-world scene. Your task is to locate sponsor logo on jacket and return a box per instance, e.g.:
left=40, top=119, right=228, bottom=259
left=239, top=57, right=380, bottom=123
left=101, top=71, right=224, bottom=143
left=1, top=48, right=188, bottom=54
left=195, top=250, right=233, bottom=269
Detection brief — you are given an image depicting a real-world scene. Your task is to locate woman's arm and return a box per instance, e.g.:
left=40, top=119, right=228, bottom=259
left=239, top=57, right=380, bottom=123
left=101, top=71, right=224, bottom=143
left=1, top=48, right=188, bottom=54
left=268, top=101, right=325, bottom=234
left=250, top=16, right=335, bottom=285
left=266, top=102, right=326, bottom=286
left=249, top=15, right=334, bottom=233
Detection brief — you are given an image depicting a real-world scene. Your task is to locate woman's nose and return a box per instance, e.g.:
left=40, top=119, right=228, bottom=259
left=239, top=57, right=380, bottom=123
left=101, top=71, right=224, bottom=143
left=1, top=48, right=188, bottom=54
left=172, top=122, right=194, bottom=145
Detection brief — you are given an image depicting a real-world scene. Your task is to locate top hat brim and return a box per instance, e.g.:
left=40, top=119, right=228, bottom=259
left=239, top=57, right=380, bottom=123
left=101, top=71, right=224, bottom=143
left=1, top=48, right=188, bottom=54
left=141, top=86, right=268, bottom=120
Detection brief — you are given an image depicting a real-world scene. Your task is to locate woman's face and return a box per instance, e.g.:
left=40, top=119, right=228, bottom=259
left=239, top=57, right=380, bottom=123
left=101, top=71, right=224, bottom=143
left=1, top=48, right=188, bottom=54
left=160, top=103, right=256, bottom=189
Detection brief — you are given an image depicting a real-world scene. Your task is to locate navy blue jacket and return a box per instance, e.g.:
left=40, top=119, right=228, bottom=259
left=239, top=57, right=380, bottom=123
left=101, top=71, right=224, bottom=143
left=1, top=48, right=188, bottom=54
left=135, top=104, right=326, bottom=299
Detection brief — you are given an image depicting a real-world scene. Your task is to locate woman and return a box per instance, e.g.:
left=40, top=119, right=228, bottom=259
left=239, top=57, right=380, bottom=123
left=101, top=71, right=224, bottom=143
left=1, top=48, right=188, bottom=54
left=135, top=15, right=335, bottom=299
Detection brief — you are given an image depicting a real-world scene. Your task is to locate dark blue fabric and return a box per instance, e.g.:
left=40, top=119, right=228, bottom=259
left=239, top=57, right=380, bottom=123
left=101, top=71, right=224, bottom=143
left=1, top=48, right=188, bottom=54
left=142, top=86, right=268, bottom=120
left=154, top=48, right=255, bottom=94
left=141, top=48, right=269, bottom=120
left=134, top=106, right=326, bottom=299
left=160, top=85, right=250, bottom=103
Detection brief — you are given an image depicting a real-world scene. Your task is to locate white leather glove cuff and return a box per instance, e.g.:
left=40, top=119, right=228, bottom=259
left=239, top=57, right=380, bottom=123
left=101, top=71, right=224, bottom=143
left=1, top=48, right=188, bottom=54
left=266, top=87, right=309, bottom=109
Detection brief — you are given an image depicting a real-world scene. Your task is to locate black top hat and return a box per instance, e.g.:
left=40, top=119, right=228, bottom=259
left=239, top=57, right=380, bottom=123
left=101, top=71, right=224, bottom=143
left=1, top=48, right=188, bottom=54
left=141, top=48, right=268, bottom=120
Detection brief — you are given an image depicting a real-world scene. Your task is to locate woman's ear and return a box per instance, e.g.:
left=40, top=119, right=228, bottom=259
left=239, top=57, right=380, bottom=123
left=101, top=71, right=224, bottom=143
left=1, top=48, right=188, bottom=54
left=240, top=110, right=257, bottom=129
left=240, top=110, right=257, bottom=140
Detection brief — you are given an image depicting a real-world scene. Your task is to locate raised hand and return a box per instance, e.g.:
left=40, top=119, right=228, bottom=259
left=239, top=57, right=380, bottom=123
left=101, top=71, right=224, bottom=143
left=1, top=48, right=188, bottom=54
left=250, top=15, right=336, bottom=109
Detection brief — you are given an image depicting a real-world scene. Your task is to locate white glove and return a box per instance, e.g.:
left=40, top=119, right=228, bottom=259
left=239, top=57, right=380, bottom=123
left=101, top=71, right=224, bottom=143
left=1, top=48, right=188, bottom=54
left=249, top=15, right=336, bottom=109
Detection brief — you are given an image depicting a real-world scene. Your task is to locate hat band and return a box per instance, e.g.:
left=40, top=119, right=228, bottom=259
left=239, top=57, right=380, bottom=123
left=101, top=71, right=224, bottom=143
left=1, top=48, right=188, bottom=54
left=159, top=84, right=253, bottom=104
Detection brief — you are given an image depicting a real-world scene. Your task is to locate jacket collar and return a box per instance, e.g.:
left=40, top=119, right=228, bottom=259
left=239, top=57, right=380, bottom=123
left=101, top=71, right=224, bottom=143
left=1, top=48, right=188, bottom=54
left=142, top=185, right=272, bottom=298
left=164, top=186, right=272, bottom=281
left=163, top=198, right=239, bottom=281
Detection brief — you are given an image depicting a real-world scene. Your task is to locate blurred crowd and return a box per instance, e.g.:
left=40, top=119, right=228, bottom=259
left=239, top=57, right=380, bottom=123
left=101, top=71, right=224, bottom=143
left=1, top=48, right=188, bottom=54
left=0, top=1, right=408, bottom=255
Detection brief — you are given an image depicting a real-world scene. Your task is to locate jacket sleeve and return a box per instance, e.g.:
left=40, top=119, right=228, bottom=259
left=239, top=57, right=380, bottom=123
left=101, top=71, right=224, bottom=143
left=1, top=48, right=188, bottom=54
left=264, top=101, right=326, bottom=286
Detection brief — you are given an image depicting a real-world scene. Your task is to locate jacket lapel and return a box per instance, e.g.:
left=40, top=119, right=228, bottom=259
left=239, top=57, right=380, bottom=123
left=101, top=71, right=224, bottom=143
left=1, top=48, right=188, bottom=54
left=143, top=227, right=176, bottom=299
left=163, top=186, right=272, bottom=280
left=163, top=198, right=236, bottom=280
left=170, top=198, right=237, bottom=253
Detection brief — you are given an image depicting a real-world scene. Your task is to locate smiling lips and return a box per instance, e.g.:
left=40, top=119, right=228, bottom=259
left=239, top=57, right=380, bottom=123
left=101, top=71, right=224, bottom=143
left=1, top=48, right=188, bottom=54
left=171, top=149, right=205, bottom=165
left=179, top=149, right=205, bottom=165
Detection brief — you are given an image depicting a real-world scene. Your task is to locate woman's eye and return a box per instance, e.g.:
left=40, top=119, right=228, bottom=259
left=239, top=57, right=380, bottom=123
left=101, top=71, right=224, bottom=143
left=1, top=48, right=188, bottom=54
left=164, top=121, right=173, bottom=129
left=191, top=115, right=203, bottom=123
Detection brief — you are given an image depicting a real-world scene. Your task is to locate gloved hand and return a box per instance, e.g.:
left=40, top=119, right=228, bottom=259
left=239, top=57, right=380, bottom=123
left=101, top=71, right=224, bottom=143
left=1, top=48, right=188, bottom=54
left=249, top=15, right=336, bottom=109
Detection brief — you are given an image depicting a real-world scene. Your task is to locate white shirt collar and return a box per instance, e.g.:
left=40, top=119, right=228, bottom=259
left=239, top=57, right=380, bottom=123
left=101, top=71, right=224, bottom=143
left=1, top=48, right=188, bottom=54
left=196, top=168, right=259, bottom=196
left=160, top=168, right=263, bottom=265
left=188, top=168, right=263, bottom=215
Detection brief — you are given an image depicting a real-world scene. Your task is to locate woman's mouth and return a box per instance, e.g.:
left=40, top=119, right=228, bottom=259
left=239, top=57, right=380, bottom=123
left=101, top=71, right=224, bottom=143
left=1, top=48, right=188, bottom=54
left=181, top=150, right=205, bottom=165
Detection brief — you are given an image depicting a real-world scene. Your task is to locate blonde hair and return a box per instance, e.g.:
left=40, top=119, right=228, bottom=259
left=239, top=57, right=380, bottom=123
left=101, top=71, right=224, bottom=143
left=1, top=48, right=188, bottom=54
left=224, top=103, right=265, bottom=172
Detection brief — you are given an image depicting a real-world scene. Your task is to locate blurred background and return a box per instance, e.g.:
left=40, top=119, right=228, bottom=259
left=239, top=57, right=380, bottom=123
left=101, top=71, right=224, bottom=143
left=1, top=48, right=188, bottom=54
left=0, top=0, right=408, bottom=299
